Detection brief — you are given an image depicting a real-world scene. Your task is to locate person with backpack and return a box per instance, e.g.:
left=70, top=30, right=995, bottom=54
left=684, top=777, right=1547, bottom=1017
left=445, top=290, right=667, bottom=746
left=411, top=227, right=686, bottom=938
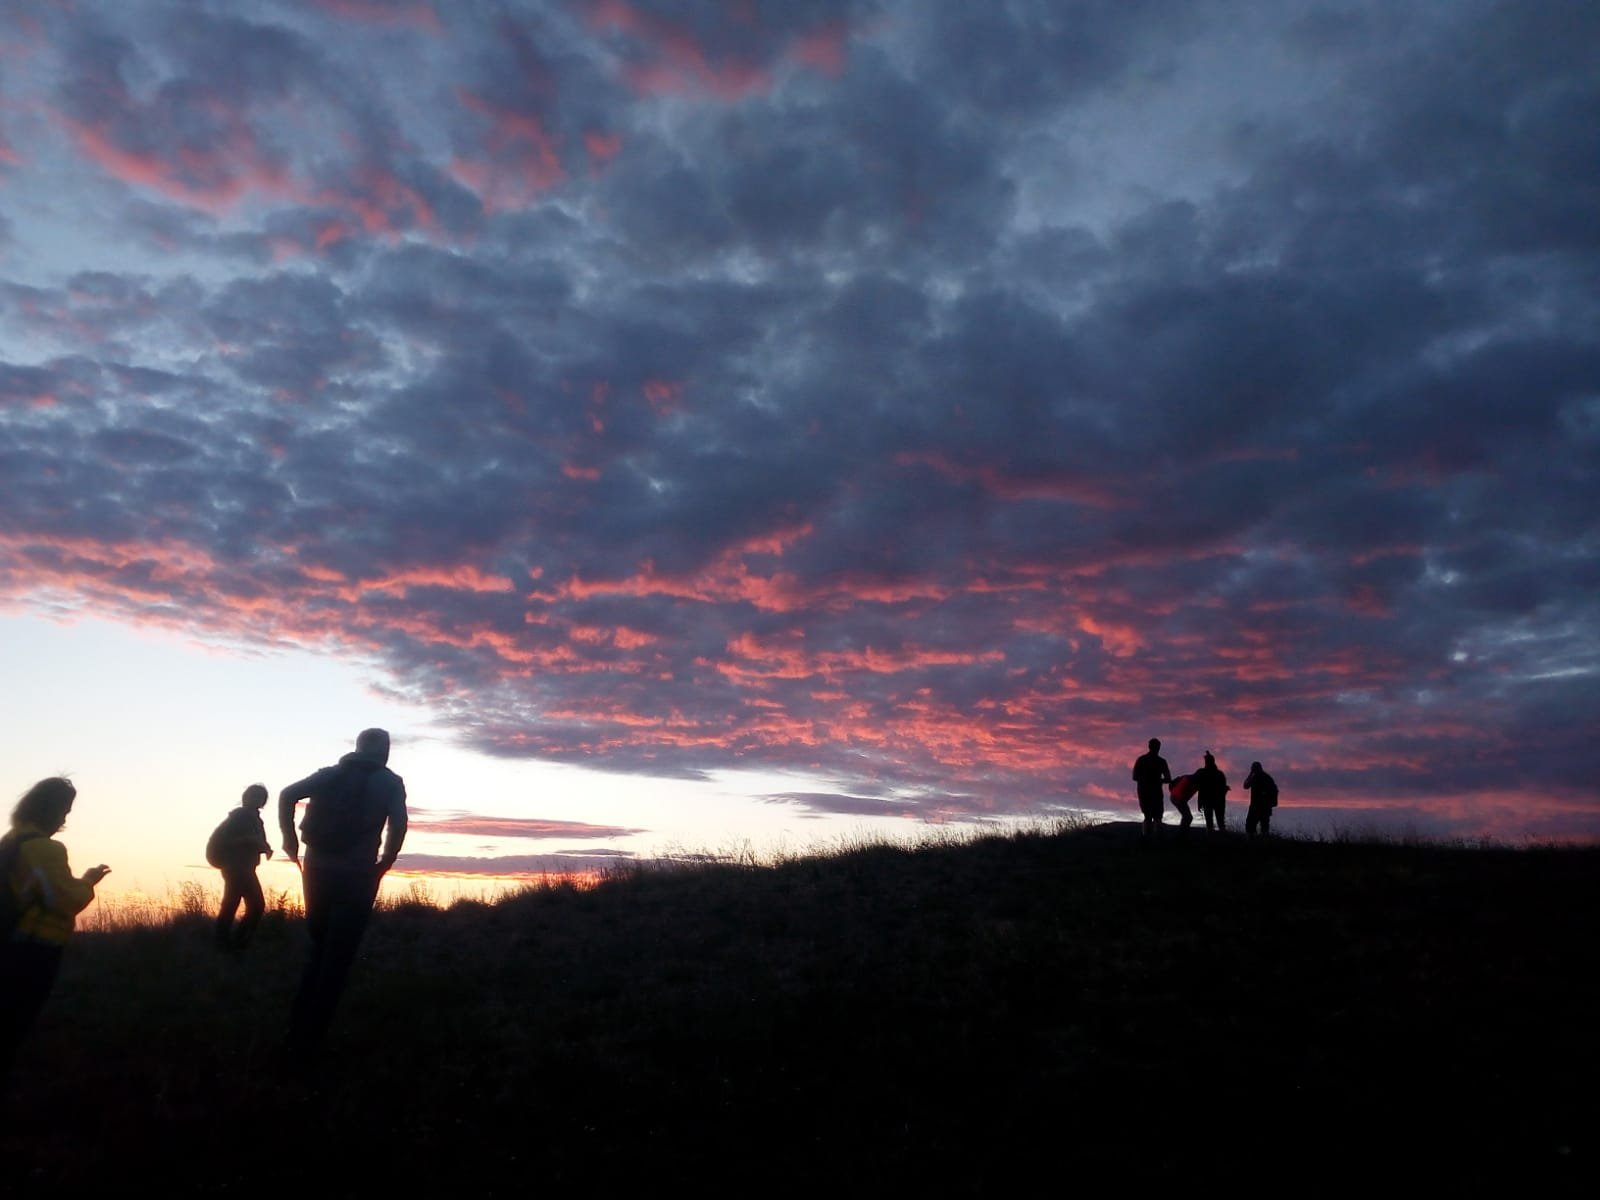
left=278, top=728, right=407, bottom=1055
left=1, top=777, right=110, bottom=1077
left=1243, top=761, right=1279, bottom=838
left=207, top=784, right=274, bottom=951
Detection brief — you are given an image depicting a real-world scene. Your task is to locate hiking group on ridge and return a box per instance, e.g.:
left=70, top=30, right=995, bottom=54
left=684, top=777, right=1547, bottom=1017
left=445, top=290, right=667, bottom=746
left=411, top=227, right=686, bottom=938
left=7, top=726, right=1287, bottom=1079
left=1132, top=738, right=1280, bottom=838
left=2, top=727, right=407, bottom=1079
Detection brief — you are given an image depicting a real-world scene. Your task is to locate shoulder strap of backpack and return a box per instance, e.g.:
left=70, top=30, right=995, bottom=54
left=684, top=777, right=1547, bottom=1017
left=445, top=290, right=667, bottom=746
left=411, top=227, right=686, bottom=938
left=1, top=831, right=45, bottom=866
left=1, top=832, right=47, bottom=910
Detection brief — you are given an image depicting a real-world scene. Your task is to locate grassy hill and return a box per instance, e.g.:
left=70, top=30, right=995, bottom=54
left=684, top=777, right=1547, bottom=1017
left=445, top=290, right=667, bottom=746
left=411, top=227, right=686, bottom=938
left=4, top=821, right=1596, bottom=1192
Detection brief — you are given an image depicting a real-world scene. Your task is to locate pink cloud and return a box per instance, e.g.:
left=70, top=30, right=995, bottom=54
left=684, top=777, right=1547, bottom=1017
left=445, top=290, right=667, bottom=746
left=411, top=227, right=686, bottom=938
left=408, top=814, right=644, bottom=839
left=60, top=108, right=294, bottom=216
left=895, top=450, right=1121, bottom=508
left=310, top=0, right=442, bottom=33
left=641, top=378, right=684, bottom=415
left=788, top=23, right=849, bottom=75
left=316, top=164, right=438, bottom=236
left=587, top=0, right=847, bottom=101
left=452, top=89, right=565, bottom=211
left=351, top=564, right=514, bottom=598
left=584, top=129, right=622, bottom=171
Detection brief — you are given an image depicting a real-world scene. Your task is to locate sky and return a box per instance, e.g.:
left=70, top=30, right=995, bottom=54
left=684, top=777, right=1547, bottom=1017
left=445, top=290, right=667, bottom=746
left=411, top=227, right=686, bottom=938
left=2, top=0, right=1597, bottom=901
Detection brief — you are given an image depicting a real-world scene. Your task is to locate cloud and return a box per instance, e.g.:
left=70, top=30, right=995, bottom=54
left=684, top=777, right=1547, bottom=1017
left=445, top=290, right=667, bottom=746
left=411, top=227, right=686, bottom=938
left=388, top=849, right=637, bottom=881
left=0, top=1, right=1595, bottom=840
left=408, top=813, right=646, bottom=840
left=765, top=791, right=970, bottom=821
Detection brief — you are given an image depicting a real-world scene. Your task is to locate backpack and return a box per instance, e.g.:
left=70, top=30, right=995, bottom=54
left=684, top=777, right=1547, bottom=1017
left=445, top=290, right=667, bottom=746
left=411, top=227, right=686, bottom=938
left=300, top=763, right=384, bottom=853
left=0, top=831, right=45, bottom=940
left=205, top=812, right=237, bottom=869
left=1256, top=774, right=1279, bottom=808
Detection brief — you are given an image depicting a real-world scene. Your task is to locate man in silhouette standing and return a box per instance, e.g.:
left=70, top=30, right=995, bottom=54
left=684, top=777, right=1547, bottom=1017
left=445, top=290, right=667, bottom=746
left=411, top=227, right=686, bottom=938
left=1243, top=761, right=1279, bottom=838
left=1192, top=751, right=1231, bottom=832
left=279, top=728, right=407, bottom=1055
left=1132, top=738, right=1172, bottom=837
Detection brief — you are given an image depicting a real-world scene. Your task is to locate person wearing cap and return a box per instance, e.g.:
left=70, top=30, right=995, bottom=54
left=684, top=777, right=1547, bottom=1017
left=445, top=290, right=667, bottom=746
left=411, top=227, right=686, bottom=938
left=1192, top=751, right=1231, bottom=832
left=1131, top=738, right=1173, bottom=837
left=278, top=728, right=407, bottom=1055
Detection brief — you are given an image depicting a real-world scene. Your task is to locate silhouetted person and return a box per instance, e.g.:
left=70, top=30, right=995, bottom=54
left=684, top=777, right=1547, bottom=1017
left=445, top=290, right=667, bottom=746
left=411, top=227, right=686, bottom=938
left=279, top=729, right=407, bottom=1055
left=209, top=784, right=273, bottom=951
left=1, top=778, right=110, bottom=1078
left=1243, top=761, right=1278, bottom=838
left=1132, top=738, right=1172, bottom=836
left=1168, top=773, right=1196, bottom=828
left=1192, top=751, right=1230, bottom=832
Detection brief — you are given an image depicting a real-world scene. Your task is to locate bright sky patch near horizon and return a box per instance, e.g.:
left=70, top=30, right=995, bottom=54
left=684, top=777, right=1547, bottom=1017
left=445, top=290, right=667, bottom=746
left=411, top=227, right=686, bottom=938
left=2, top=0, right=1596, bottom=904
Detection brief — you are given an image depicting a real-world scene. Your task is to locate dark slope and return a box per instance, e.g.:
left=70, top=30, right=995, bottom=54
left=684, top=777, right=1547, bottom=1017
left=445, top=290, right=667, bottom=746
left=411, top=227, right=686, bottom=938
left=4, top=823, right=1596, bottom=1192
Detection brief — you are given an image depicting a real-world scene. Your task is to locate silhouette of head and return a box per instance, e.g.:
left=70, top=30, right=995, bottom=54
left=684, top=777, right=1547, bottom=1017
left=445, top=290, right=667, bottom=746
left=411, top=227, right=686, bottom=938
left=1204, top=751, right=1215, bottom=766
left=13, top=776, right=76, bottom=834
left=1251, top=761, right=1263, bottom=773
left=1148, top=738, right=1161, bottom=751
left=242, top=783, right=269, bottom=809
left=356, top=727, right=391, bottom=765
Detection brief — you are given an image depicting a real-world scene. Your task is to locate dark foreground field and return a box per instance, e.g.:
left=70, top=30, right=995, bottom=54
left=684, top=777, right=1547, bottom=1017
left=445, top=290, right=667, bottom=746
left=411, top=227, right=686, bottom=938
left=3, top=822, right=1596, bottom=1193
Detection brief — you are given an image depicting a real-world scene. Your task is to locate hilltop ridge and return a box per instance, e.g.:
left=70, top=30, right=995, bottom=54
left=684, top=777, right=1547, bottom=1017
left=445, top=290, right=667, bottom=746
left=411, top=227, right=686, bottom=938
left=5, top=822, right=1596, bottom=1192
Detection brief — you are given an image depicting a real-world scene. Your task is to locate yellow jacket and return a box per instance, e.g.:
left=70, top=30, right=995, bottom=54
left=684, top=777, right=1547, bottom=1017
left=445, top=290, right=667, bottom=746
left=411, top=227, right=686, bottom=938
left=3, top=823, right=99, bottom=945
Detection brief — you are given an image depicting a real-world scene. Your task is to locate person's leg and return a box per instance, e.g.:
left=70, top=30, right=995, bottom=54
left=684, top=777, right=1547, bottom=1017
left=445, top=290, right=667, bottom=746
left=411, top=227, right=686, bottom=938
left=1215, top=797, right=1226, bottom=830
left=1201, top=802, right=1214, bottom=831
left=0, top=942, right=64, bottom=1078
left=216, top=870, right=244, bottom=948
left=235, top=870, right=265, bottom=948
left=288, top=864, right=334, bottom=1050
left=289, top=867, right=379, bottom=1051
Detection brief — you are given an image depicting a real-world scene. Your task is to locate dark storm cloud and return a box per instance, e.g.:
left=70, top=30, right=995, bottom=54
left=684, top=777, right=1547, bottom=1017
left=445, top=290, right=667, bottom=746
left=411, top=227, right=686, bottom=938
left=1, top=1, right=1596, bottom=839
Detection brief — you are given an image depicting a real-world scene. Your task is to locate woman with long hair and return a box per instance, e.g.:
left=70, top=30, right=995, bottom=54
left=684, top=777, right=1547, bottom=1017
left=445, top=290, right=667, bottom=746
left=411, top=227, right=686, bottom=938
left=1, top=777, right=111, bottom=1075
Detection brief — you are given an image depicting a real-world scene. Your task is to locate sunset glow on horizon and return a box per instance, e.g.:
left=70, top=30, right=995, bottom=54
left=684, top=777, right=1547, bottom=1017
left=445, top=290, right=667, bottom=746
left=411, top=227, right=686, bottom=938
left=2, top=0, right=1595, bottom=902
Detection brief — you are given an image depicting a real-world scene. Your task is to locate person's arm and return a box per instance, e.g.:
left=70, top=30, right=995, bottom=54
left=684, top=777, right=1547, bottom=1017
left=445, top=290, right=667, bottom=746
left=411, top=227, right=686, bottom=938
left=254, top=812, right=273, bottom=859
left=278, top=771, right=324, bottom=864
left=1161, top=759, right=1172, bottom=785
left=377, top=775, right=408, bottom=874
left=20, top=838, right=103, bottom=917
